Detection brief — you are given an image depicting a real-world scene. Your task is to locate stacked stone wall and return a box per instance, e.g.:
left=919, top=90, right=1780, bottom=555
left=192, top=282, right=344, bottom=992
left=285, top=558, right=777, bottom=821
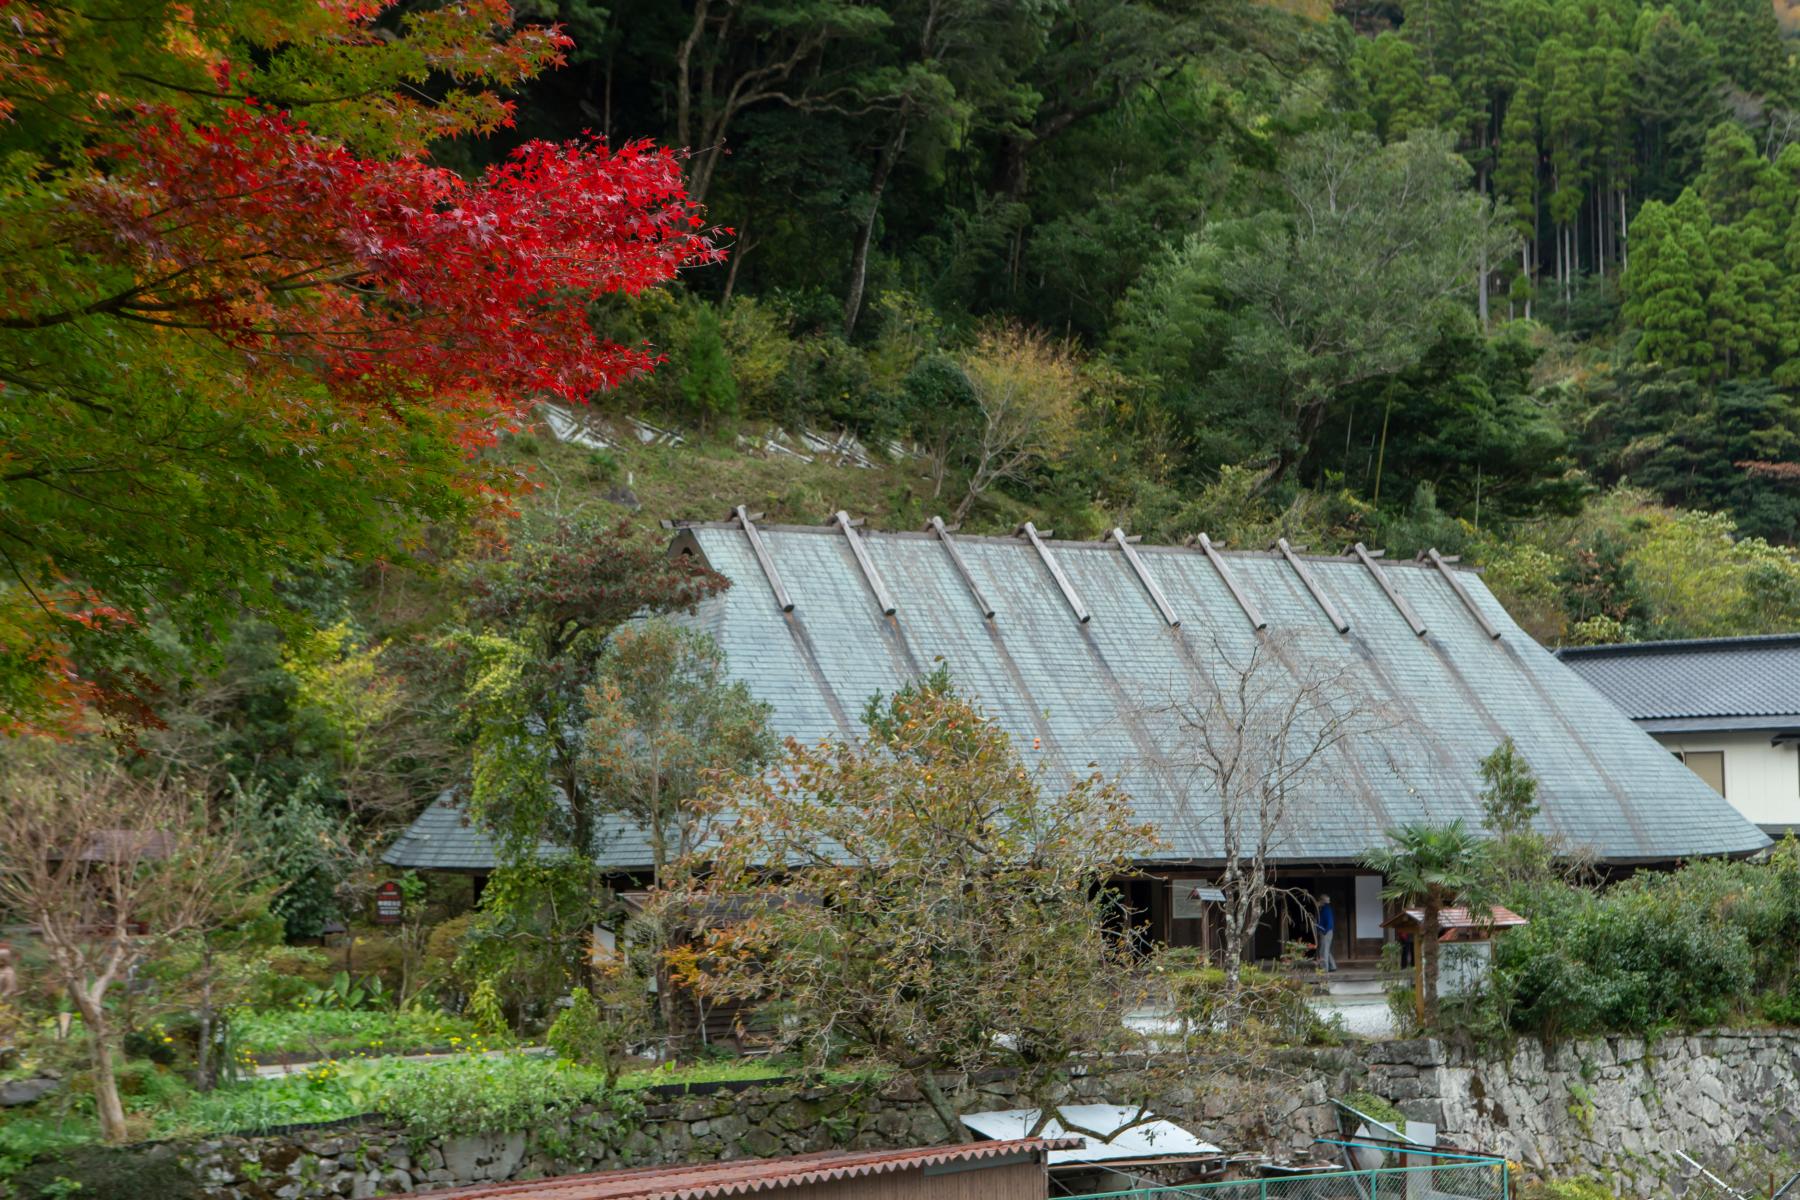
left=168, top=1032, right=1800, bottom=1198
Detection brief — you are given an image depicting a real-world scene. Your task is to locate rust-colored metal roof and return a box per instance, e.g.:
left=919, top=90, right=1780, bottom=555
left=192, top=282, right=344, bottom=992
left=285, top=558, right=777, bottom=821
left=397, top=1138, right=1077, bottom=1200
left=1382, top=905, right=1528, bottom=941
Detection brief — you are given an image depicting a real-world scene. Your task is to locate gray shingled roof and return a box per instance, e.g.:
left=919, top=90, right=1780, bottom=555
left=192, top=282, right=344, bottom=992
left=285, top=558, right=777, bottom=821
left=386, top=522, right=1769, bottom=871
left=383, top=793, right=652, bottom=873
left=1556, top=634, right=1800, bottom=732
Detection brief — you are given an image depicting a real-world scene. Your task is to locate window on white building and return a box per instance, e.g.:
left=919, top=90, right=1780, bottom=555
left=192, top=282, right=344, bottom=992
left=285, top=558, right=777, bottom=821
left=1673, top=750, right=1726, bottom=797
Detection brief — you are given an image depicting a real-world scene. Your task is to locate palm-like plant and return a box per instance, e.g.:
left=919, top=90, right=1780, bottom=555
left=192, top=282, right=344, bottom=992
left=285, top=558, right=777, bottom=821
left=1361, top=820, right=1490, bottom=1026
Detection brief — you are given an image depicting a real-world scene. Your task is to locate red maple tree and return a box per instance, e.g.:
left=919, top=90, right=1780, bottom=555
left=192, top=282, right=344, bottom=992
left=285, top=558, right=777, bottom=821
left=0, top=1, right=722, bottom=734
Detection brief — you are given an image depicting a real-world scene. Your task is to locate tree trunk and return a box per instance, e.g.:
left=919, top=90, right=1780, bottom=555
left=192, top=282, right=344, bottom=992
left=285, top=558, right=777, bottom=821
left=1619, top=190, right=1628, bottom=274
left=1522, top=241, right=1532, bottom=321
left=1371, top=391, right=1394, bottom=505
left=843, top=119, right=908, bottom=338
left=674, top=0, right=708, bottom=155
left=1221, top=857, right=1246, bottom=996
left=82, top=1004, right=128, bottom=1143
left=720, top=223, right=751, bottom=306
left=918, top=1072, right=972, bottom=1142
left=1420, top=896, right=1442, bottom=1027
left=197, top=966, right=216, bottom=1092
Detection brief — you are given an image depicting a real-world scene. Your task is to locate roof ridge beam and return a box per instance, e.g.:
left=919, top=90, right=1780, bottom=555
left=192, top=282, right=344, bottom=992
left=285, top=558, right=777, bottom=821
left=1424, top=547, right=1500, bottom=640
left=1350, top=543, right=1427, bottom=637
left=730, top=505, right=793, bottom=613
left=833, top=511, right=896, bottom=616
left=1018, top=522, right=1090, bottom=624
left=1193, top=533, right=1267, bottom=630
left=927, top=517, right=994, bottom=619
left=1111, top=528, right=1179, bottom=627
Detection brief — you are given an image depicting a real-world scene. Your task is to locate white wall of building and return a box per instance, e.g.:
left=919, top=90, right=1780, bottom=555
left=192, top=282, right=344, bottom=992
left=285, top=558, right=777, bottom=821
left=1654, top=731, right=1800, bottom=829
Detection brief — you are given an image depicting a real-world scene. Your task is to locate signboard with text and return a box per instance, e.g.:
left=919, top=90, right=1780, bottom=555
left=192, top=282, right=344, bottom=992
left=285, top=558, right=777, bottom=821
left=374, top=881, right=403, bottom=925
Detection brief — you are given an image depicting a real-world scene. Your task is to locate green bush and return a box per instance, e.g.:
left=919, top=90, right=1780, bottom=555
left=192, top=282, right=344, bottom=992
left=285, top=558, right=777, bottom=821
left=1498, top=891, right=1751, bottom=1036
left=1761, top=990, right=1800, bottom=1026
left=546, top=987, right=606, bottom=1066
left=1480, top=857, right=1799, bottom=1038
left=1518, top=1177, right=1614, bottom=1200
left=1341, top=1090, right=1406, bottom=1129
left=1157, top=953, right=1334, bottom=1043
left=374, top=1054, right=617, bottom=1137
left=5, top=1143, right=203, bottom=1200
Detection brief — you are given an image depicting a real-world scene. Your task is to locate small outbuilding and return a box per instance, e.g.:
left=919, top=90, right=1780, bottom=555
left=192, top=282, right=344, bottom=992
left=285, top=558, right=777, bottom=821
left=1381, top=905, right=1529, bottom=998
left=388, top=1138, right=1076, bottom=1200
left=962, top=1105, right=1224, bottom=1195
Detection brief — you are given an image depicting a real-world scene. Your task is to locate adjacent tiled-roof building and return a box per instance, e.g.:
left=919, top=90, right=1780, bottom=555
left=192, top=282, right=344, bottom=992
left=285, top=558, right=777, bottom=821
left=1558, top=635, right=1800, bottom=834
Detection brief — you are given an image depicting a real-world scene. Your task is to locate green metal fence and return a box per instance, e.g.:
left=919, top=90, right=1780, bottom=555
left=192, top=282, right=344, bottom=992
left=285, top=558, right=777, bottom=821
left=1062, top=1157, right=1510, bottom=1200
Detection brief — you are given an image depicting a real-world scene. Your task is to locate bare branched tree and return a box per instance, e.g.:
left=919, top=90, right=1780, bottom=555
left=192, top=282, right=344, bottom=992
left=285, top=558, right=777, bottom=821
left=0, top=756, right=253, bottom=1142
left=1152, top=633, right=1387, bottom=994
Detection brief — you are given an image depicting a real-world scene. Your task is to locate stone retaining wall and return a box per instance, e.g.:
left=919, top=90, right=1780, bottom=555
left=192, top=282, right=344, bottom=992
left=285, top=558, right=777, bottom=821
left=180, top=1031, right=1800, bottom=1199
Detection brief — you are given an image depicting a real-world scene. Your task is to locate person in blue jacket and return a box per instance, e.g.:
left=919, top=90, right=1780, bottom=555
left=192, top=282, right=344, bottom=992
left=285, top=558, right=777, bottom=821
left=1316, top=895, right=1337, bottom=972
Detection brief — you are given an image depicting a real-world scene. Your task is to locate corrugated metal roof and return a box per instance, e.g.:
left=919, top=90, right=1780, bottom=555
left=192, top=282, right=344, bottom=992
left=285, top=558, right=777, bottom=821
left=1555, top=634, right=1800, bottom=724
left=960, top=1106, right=1220, bottom=1164
left=386, top=523, right=1770, bottom=870
left=387, top=1138, right=1073, bottom=1199
left=1383, top=905, right=1529, bottom=932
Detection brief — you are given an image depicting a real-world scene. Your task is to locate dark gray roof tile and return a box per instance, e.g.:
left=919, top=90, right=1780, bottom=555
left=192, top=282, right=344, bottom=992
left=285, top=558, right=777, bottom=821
left=1557, top=635, right=1800, bottom=723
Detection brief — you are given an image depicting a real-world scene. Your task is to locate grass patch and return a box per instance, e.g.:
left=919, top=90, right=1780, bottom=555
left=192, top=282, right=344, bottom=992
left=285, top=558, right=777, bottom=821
left=617, top=1056, right=886, bottom=1092
left=2, top=1047, right=888, bottom=1162
left=153, top=1057, right=414, bottom=1136
left=523, top=422, right=933, bottom=533
left=232, top=1008, right=500, bottom=1059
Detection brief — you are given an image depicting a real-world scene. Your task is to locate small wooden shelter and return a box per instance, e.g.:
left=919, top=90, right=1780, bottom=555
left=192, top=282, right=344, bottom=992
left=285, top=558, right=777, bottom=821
left=1380, top=905, right=1529, bottom=944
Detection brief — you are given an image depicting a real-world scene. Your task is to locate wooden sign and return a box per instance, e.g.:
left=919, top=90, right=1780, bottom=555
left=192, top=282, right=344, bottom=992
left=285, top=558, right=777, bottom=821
left=374, top=881, right=403, bottom=925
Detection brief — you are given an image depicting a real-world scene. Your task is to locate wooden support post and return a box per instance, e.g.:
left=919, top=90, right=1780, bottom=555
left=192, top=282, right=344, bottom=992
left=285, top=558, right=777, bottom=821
left=927, top=517, right=994, bottom=619
left=1195, top=533, right=1267, bottom=631
left=1425, top=548, right=1500, bottom=640
left=731, top=505, right=793, bottom=613
left=833, top=511, right=896, bottom=616
left=1018, top=522, right=1090, bottom=624
left=1351, top=543, right=1427, bottom=637
left=1111, top=528, right=1180, bottom=627
left=1277, top=538, right=1349, bottom=634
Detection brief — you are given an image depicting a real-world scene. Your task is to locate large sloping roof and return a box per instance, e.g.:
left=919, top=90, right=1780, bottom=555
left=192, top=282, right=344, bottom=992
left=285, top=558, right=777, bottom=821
left=1556, top=634, right=1800, bottom=732
left=402, top=1138, right=1070, bottom=1199
left=386, top=521, right=1768, bottom=871
left=664, top=521, right=1764, bottom=864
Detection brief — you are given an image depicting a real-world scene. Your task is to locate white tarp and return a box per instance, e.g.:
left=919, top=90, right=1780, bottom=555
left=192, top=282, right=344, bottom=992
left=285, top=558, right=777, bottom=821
left=961, top=1105, right=1222, bottom=1164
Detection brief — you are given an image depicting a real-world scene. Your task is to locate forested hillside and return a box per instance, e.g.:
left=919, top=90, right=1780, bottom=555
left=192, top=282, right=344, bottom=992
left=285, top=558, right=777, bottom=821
left=8, top=0, right=1800, bottom=837
left=474, top=0, right=1800, bottom=643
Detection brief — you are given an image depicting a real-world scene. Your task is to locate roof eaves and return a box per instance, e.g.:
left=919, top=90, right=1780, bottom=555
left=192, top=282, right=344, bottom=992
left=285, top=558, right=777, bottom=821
left=1638, top=715, right=1800, bottom=734
left=1556, top=633, right=1800, bottom=659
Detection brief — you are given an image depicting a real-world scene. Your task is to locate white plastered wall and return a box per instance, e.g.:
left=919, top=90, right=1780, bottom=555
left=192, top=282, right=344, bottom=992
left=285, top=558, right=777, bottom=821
left=1652, top=731, right=1800, bottom=828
